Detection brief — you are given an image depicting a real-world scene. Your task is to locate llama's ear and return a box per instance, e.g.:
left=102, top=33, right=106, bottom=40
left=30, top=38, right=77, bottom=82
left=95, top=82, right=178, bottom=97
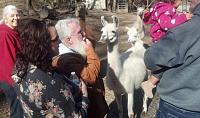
left=112, top=15, right=119, bottom=27
left=101, top=16, right=108, bottom=26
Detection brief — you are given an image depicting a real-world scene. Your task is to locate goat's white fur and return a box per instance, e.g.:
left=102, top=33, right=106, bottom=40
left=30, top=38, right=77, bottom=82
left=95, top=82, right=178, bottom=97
left=100, top=14, right=147, bottom=118
left=126, top=7, right=149, bottom=114
left=126, top=7, right=145, bottom=44
left=83, top=0, right=95, bottom=9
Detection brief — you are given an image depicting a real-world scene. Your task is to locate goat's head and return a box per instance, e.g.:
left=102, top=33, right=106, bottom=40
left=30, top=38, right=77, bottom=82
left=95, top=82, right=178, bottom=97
left=99, top=15, right=119, bottom=43
left=126, top=13, right=145, bottom=44
left=137, top=7, right=145, bottom=17
left=75, top=2, right=87, bottom=18
left=126, top=26, right=139, bottom=43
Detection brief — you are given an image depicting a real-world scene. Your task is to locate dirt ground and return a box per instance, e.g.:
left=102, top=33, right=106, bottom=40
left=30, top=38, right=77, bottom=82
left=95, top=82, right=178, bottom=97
left=0, top=9, right=160, bottom=118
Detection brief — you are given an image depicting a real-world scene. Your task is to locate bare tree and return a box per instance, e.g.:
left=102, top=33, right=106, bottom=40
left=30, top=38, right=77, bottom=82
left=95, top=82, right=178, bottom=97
left=106, top=0, right=117, bottom=12
left=112, top=0, right=117, bottom=12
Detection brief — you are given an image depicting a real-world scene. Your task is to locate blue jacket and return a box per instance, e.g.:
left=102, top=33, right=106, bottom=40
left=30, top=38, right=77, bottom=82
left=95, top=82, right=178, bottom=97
left=144, top=4, right=200, bottom=112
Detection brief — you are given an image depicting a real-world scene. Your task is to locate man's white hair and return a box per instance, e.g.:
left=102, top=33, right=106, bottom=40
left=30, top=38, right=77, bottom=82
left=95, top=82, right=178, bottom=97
left=55, top=18, right=80, bottom=41
left=0, top=5, right=17, bottom=24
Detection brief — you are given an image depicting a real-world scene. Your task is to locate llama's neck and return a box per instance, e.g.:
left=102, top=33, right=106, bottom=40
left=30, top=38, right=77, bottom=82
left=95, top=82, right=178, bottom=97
left=135, top=15, right=143, bottom=30
left=107, top=37, right=122, bottom=76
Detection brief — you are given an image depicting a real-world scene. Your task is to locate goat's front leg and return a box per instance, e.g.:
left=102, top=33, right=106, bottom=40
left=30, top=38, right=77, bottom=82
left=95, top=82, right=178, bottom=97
left=128, top=93, right=134, bottom=118
left=114, top=92, right=123, bottom=118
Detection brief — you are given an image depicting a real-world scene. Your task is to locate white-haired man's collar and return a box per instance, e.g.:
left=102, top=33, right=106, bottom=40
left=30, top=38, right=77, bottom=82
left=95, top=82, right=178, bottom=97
left=59, top=43, right=79, bottom=55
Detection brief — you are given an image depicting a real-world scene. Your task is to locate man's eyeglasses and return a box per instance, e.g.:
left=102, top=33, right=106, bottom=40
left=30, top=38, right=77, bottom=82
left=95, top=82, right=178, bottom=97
left=70, top=30, right=85, bottom=38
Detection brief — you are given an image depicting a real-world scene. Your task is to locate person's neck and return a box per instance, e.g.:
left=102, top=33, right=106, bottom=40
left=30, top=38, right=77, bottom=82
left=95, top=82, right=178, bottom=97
left=6, top=24, right=14, bottom=29
left=59, top=43, right=75, bottom=55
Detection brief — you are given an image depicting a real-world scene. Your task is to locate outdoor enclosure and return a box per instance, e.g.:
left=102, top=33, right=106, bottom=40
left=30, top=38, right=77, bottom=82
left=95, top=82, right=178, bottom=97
left=0, top=0, right=25, bottom=17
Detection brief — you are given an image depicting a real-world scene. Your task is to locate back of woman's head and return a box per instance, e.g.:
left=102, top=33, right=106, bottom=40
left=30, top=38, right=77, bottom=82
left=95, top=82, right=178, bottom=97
left=0, top=5, right=17, bottom=24
left=16, top=18, right=51, bottom=74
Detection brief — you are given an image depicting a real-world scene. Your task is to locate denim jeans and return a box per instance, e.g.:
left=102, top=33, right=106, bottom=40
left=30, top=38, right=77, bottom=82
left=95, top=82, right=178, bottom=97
left=156, top=99, right=200, bottom=118
left=0, top=82, right=23, bottom=118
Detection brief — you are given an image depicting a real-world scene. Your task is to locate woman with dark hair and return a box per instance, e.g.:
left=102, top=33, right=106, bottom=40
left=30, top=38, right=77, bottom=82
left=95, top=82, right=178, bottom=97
left=12, top=18, right=88, bottom=117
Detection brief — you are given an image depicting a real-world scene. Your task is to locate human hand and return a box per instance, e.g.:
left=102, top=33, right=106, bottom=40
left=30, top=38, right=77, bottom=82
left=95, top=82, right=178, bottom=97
left=82, top=38, right=93, bottom=50
left=80, top=80, right=88, bottom=97
left=184, top=12, right=193, bottom=20
left=141, top=80, right=156, bottom=98
left=143, top=8, right=149, bottom=14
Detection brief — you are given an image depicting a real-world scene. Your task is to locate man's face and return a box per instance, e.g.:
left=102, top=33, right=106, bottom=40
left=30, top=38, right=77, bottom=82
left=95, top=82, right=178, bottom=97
left=4, top=10, right=20, bottom=29
left=63, top=22, right=86, bottom=56
left=68, top=22, right=85, bottom=42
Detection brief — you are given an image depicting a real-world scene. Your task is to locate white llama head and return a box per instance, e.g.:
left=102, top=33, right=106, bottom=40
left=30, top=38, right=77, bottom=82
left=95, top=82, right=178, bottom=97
left=137, top=7, right=145, bottom=16
left=99, top=15, right=119, bottom=43
left=126, top=7, right=145, bottom=44
left=126, top=26, right=144, bottom=43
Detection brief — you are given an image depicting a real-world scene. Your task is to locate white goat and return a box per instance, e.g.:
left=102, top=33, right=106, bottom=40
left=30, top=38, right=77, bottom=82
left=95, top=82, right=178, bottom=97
left=83, top=0, right=95, bottom=9
left=99, top=15, right=147, bottom=118
left=126, top=7, right=145, bottom=44
left=126, top=7, right=150, bottom=115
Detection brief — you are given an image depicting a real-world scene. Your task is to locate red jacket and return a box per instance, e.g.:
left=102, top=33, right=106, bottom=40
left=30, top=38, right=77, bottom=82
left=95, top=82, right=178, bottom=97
left=0, top=24, right=20, bottom=85
left=143, top=2, right=187, bottom=42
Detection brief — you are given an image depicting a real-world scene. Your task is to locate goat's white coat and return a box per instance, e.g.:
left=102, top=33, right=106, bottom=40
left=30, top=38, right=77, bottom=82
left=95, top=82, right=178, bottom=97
left=84, top=0, right=95, bottom=9
left=127, top=7, right=145, bottom=44
left=100, top=14, right=147, bottom=118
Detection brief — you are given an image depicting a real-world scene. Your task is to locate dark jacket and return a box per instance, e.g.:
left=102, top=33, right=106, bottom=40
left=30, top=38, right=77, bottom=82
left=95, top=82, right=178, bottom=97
left=144, top=4, right=200, bottom=112
left=53, top=47, right=109, bottom=118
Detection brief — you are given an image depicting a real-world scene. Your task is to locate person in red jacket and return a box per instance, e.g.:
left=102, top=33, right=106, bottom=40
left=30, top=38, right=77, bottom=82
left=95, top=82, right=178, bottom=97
left=0, top=5, right=23, bottom=117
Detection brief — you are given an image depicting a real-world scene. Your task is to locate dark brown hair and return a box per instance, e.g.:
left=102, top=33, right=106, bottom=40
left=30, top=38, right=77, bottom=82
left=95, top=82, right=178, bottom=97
left=15, top=18, right=52, bottom=79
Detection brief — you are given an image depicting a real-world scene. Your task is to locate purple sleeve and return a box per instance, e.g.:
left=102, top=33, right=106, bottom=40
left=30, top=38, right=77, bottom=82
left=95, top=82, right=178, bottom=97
left=159, top=13, right=187, bottom=31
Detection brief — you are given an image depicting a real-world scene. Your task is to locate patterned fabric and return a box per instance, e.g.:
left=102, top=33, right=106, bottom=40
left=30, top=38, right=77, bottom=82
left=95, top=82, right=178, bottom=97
left=12, top=64, right=88, bottom=118
left=143, top=2, right=187, bottom=42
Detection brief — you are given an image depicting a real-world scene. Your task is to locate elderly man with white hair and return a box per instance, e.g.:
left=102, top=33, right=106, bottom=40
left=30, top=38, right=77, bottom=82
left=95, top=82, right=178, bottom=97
left=0, top=5, right=23, bottom=117
left=53, top=18, right=108, bottom=118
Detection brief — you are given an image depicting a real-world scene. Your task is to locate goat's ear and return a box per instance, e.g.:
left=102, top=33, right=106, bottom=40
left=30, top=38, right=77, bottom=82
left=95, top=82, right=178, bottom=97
left=101, top=16, right=108, bottom=26
left=112, top=15, right=119, bottom=27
